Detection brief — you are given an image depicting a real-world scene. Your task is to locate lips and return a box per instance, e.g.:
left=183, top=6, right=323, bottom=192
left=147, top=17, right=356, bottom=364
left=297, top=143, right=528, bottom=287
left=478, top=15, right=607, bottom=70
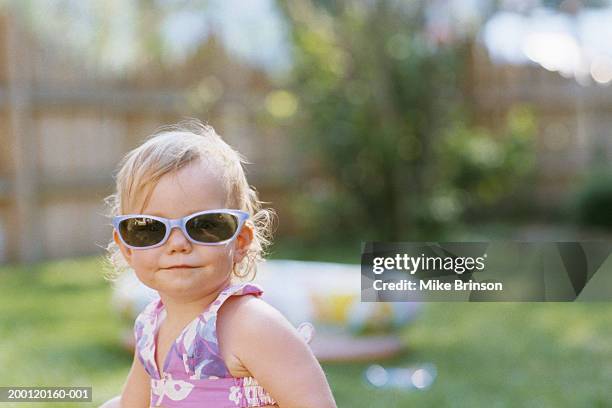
left=165, top=265, right=197, bottom=269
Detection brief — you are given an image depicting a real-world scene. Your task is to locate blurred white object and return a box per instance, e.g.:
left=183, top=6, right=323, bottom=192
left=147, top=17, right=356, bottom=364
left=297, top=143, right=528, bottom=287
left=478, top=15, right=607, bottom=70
left=481, top=7, right=612, bottom=85
left=296, top=322, right=315, bottom=344
left=364, top=363, right=437, bottom=390
left=256, top=260, right=421, bottom=334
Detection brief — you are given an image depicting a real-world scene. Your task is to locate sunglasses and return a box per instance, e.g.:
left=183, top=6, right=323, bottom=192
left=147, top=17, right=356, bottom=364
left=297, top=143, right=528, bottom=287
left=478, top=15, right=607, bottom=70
left=112, top=209, right=249, bottom=249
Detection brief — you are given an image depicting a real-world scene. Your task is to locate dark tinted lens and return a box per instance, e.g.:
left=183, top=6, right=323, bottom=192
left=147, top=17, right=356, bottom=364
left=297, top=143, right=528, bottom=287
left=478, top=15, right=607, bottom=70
left=186, top=213, right=239, bottom=243
left=119, top=217, right=166, bottom=247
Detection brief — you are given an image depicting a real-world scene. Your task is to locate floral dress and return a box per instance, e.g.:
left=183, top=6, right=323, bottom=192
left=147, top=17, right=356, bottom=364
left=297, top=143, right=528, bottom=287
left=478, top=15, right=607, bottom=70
left=134, top=283, right=277, bottom=408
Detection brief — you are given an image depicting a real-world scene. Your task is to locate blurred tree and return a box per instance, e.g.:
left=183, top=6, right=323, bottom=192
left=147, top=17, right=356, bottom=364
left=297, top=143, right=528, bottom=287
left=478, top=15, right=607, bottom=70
left=573, top=169, right=612, bottom=229
left=276, top=0, right=535, bottom=242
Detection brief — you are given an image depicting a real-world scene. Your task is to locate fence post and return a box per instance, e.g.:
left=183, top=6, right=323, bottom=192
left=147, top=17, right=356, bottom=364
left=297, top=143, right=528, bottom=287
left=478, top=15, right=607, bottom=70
left=6, top=12, right=43, bottom=263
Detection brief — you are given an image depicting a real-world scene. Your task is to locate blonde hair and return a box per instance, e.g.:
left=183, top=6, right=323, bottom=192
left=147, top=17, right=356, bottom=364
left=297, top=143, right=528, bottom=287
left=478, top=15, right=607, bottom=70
left=104, top=119, right=275, bottom=282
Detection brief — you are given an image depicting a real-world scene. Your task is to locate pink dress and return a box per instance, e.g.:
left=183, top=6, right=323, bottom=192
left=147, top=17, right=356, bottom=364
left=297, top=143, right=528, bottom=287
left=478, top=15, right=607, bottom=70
left=134, top=283, right=277, bottom=407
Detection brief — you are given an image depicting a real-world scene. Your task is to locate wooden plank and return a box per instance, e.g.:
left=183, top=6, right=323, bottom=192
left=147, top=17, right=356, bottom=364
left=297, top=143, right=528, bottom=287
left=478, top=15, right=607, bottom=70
left=5, top=12, right=43, bottom=263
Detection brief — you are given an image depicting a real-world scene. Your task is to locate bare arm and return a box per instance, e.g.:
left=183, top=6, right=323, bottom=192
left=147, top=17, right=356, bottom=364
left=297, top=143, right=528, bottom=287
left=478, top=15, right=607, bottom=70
left=225, top=297, right=337, bottom=408
left=119, top=350, right=151, bottom=408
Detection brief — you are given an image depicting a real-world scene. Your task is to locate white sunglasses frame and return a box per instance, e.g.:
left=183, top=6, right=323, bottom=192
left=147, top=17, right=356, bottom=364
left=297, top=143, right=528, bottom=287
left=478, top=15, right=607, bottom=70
left=112, top=208, right=249, bottom=250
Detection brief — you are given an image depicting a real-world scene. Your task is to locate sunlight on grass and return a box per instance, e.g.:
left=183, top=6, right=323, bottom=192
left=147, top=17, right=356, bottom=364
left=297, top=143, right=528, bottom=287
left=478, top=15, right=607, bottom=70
left=0, top=257, right=129, bottom=407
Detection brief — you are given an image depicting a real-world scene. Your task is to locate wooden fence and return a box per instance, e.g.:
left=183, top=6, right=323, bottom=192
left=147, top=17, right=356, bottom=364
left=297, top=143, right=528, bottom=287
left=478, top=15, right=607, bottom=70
left=3, top=13, right=612, bottom=263
left=0, top=12, right=294, bottom=263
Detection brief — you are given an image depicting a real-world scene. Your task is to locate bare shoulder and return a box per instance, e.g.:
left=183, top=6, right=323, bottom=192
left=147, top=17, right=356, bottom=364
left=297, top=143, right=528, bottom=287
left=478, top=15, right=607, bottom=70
left=217, top=294, right=292, bottom=342
left=217, top=294, right=337, bottom=407
left=220, top=293, right=284, bottom=320
left=216, top=293, right=292, bottom=376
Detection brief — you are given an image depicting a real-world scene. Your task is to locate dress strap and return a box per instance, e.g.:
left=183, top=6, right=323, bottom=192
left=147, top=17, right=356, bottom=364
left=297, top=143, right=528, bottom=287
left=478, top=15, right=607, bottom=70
left=207, top=283, right=264, bottom=315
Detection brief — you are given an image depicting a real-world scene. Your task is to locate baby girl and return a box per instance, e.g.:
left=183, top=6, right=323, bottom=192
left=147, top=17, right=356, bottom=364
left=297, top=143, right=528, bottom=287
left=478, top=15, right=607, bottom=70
left=102, top=121, right=336, bottom=407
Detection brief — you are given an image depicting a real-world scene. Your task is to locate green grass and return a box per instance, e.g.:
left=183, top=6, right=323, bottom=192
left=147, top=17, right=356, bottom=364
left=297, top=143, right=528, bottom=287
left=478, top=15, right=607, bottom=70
left=0, top=258, right=128, bottom=407
left=2, top=256, right=612, bottom=407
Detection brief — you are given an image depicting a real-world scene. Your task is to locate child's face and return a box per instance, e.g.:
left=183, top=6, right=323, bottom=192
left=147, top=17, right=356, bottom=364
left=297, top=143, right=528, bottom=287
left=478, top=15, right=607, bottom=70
left=114, top=160, right=252, bottom=301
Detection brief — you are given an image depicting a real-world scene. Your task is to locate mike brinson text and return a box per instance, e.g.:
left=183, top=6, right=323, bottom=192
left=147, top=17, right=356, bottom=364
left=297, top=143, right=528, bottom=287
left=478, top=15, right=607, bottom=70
left=373, top=279, right=503, bottom=292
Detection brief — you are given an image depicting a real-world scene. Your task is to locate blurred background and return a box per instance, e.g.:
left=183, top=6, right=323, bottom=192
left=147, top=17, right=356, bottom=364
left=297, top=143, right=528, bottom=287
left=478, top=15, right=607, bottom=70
left=3, top=0, right=612, bottom=406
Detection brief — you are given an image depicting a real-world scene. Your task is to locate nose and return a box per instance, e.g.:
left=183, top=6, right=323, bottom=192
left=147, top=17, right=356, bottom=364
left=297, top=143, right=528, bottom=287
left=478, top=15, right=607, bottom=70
left=165, top=226, right=192, bottom=253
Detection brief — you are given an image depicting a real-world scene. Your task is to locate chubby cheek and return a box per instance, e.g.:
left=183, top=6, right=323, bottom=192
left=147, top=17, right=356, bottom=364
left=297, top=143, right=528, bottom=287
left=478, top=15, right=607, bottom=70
left=196, top=245, right=234, bottom=273
left=130, top=250, right=163, bottom=285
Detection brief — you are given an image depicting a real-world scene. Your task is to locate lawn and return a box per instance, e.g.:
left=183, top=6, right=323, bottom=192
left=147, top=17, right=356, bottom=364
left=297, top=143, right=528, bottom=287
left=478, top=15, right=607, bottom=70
left=2, top=255, right=612, bottom=407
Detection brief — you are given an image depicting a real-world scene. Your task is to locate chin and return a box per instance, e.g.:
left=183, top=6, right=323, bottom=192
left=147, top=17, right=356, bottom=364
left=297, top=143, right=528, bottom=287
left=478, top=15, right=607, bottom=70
left=158, top=279, right=203, bottom=297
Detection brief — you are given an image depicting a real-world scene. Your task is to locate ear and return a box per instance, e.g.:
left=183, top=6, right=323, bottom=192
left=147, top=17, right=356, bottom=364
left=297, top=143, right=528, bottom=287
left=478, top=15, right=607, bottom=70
left=233, top=222, right=254, bottom=263
left=114, top=229, right=134, bottom=266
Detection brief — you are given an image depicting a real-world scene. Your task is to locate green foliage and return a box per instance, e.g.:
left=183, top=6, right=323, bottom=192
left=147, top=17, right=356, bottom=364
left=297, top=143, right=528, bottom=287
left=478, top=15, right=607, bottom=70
left=277, top=0, right=536, bottom=242
left=573, top=170, right=612, bottom=229
left=436, top=106, right=536, bottom=215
